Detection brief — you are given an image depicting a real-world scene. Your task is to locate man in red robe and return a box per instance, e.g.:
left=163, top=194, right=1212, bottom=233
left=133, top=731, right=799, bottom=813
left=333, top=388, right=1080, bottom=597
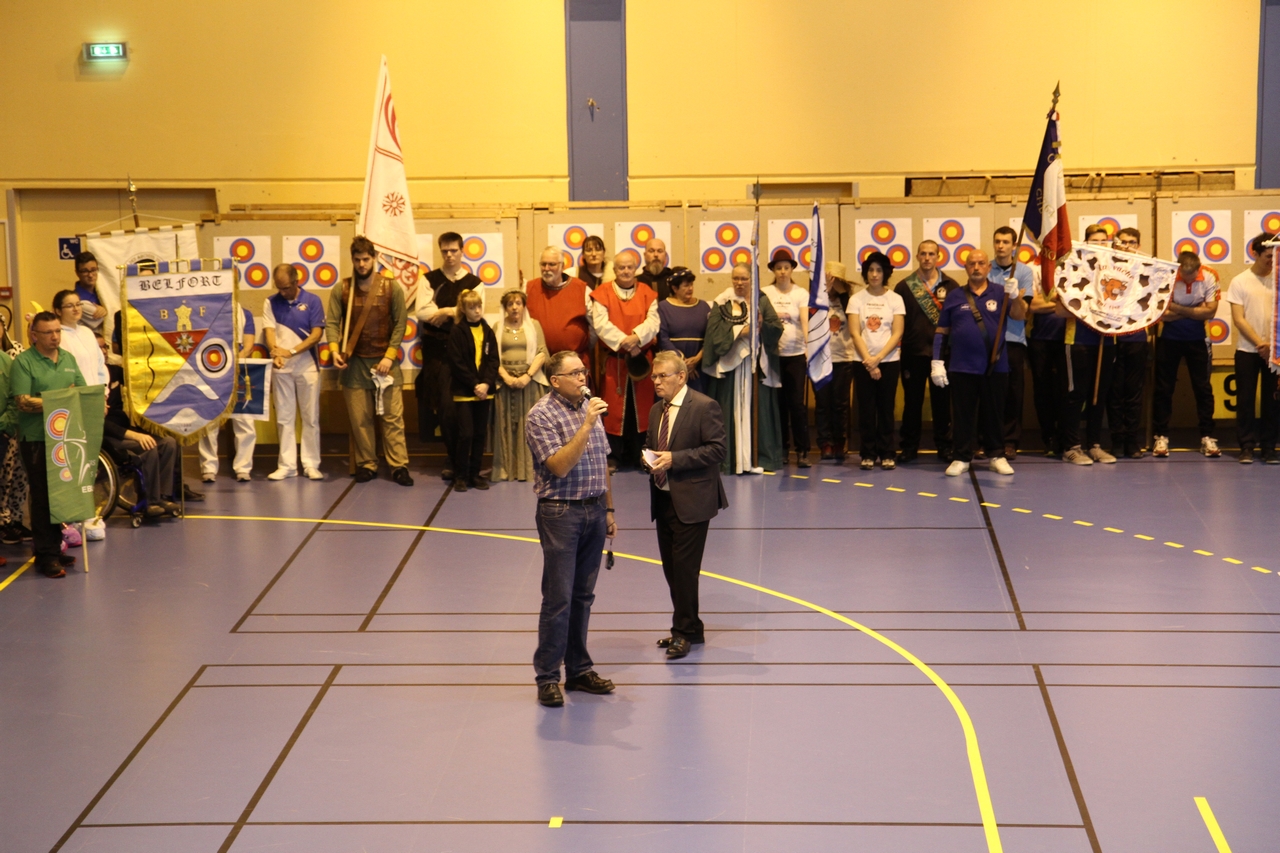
left=589, top=253, right=659, bottom=470
left=525, top=246, right=592, bottom=368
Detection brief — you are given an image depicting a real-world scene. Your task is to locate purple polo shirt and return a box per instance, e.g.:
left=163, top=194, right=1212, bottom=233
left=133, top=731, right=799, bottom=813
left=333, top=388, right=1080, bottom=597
left=935, top=285, right=1010, bottom=374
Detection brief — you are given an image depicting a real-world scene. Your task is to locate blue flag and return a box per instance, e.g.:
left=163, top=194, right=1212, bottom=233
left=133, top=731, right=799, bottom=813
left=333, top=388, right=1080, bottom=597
left=806, top=203, right=832, bottom=388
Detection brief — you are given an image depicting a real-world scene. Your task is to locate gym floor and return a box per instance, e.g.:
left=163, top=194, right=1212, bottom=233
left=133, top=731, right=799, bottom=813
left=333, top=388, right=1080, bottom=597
left=1, top=440, right=1277, bottom=853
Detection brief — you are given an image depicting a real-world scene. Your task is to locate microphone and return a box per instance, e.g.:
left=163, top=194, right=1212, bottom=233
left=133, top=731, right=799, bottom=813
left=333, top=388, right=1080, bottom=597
left=581, top=387, right=591, bottom=399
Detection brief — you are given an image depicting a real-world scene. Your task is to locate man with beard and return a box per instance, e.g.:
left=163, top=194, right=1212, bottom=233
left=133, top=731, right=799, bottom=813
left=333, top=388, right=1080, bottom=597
left=637, top=237, right=675, bottom=300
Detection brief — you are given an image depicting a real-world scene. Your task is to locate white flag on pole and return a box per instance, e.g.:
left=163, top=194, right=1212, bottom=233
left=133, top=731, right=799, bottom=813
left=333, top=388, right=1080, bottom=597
left=806, top=203, right=832, bottom=389
left=358, top=56, right=420, bottom=294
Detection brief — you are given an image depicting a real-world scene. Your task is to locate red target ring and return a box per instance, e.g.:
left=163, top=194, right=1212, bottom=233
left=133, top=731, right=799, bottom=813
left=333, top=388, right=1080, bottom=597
left=858, top=246, right=877, bottom=264
left=1017, top=245, right=1037, bottom=264
left=1174, top=238, right=1201, bottom=258
left=201, top=343, right=228, bottom=372
left=478, top=260, right=502, bottom=285
left=938, top=219, right=965, bottom=244
left=936, top=245, right=952, bottom=267
left=318, top=347, right=333, bottom=368
left=702, top=247, right=727, bottom=272
left=409, top=341, right=423, bottom=367
left=292, top=263, right=310, bottom=286
left=230, top=238, right=256, bottom=262
left=244, top=263, right=271, bottom=288
left=630, top=224, right=655, bottom=246
left=563, top=226, right=587, bottom=249
left=1097, top=217, right=1122, bottom=238
left=729, top=247, right=753, bottom=267
left=250, top=343, right=269, bottom=358
left=1203, top=237, right=1229, bottom=262
left=886, top=244, right=910, bottom=268
left=1188, top=213, right=1215, bottom=237
left=784, top=221, right=808, bottom=246
left=562, top=251, right=575, bottom=269
left=313, top=262, right=338, bottom=287
left=716, top=223, right=740, bottom=247
left=299, top=238, right=324, bottom=262
left=798, top=245, right=813, bottom=269
left=871, top=220, right=896, bottom=245
left=1207, top=318, right=1230, bottom=344
left=954, top=244, right=976, bottom=266
left=463, top=237, right=487, bottom=260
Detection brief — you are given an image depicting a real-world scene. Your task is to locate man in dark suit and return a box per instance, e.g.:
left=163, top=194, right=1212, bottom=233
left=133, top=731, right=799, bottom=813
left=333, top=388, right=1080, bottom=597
left=644, top=350, right=728, bottom=659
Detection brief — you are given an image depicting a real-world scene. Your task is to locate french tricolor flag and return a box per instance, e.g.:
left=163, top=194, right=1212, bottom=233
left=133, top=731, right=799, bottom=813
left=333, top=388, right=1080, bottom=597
left=1022, top=109, right=1071, bottom=294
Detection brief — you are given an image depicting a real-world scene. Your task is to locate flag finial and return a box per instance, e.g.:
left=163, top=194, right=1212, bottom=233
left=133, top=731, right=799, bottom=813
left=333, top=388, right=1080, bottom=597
left=1049, top=82, right=1061, bottom=116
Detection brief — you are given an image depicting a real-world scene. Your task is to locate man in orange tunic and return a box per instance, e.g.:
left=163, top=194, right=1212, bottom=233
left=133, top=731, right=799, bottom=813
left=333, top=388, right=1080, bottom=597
left=525, top=246, right=593, bottom=369
left=589, top=253, right=659, bottom=470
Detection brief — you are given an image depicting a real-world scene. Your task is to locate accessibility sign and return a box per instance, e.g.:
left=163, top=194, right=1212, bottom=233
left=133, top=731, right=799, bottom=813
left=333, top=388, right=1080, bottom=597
left=58, top=237, right=82, bottom=260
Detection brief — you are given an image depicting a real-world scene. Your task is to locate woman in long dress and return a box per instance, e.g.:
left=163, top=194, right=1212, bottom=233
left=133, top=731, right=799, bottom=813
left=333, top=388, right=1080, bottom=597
left=702, top=263, right=784, bottom=473
left=490, top=289, right=549, bottom=482
left=656, top=266, right=711, bottom=394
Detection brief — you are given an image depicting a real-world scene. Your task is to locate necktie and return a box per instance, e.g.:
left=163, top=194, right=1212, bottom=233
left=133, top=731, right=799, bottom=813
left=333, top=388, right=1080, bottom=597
left=654, top=403, right=670, bottom=488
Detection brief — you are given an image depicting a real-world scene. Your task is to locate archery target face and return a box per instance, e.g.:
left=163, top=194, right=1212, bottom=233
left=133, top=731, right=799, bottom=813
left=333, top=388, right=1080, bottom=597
left=767, top=217, right=827, bottom=272
left=214, top=236, right=272, bottom=290
left=547, top=223, right=604, bottom=270
left=1170, top=210, right=1232, bottom=264
left=854, top=218, right=913, bottom=270
left=457, top=232, right=505, bottom=310
left=46, top=408, right=70, bottom=440
left=923, top=217, right=981, bottom=271
left=615, top=221, right=673, bottom=272
left=283, top=235, right=341, bottom=289
left=1243, top=210, right=1280, bottom=260
left=698, top=220, right=752, bottom=274
left=1077, top=214, right=1138, bottom=244
left=1006, top=217, right=1039, bottom=265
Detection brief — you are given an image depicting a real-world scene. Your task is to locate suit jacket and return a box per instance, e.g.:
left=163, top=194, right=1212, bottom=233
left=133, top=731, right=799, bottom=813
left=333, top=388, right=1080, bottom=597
left=646, top=387, right=728, bottom=524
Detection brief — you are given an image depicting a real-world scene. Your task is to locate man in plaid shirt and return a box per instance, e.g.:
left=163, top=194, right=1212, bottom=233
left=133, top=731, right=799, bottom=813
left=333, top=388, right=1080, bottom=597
left=526, top=350, right=618, bottom=707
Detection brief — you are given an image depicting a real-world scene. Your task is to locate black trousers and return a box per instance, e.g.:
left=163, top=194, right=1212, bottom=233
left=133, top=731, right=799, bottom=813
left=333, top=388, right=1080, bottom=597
left=415, top=352, right=456, bottom=449
left=899, top=354, right=952, bottom=457
left=814, top=361, right=854, bottom=454
left=1062, top=345, right=1115, bottom=450
left=654, top=488, right=708, bottom=642
left=853, top=361, right=900, bottom=460
left=607, top=379, right=644, bottom=467
left=1152, top=338, right=1215, bottom=438
left=1234, top=350, right=1279, bottom=452
left=1107, top=339, right=1149, bottom=453
left=1027, top=339, right=1067, bottom=453
left=951, top=372, right=1007, bottom=462
left=1002, top=342, right=1027, bottom=448
left=119, top=436, right=179, bottom=500
left=19, top=441, right=61, bottom=564
left=777, top=354, right=810, bottom=455
left=450, top=399, right=492, bottom=482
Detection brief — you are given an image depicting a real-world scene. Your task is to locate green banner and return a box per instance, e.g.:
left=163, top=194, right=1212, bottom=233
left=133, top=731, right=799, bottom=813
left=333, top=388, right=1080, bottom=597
left=43, top=385, right=105, bottom=523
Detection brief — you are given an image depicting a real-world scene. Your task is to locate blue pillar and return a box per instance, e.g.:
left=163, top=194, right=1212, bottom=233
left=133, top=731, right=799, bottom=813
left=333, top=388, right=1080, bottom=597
left=1259, top=0, right=1280, bottom=187
left=564, top=0, right=628, bottom=200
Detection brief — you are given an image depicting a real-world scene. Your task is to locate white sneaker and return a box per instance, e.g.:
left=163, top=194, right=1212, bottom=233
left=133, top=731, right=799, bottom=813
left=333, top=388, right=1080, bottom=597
left=1088, top=444, right=1117, bottom=464
left=303, top=467, right=324, bottom=480
left=989, top=456, right=1015, bottom=475
left=267, top=468, right=296, bottom=481
left=1152, top=435, right=1170, bottom=458
left=945, top=460, right=970, bottom=477
left=1200, top=436, right=1221, bottom=458
left=201, top=471, right=216, bottom=483
left=1063, top=446, right=1094, bottom=465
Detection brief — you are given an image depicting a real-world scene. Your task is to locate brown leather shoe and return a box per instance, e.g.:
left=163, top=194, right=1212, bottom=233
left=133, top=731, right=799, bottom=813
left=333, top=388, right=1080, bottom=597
left=537, top=682, right=564, bottom=707
left=1004, top=444, right=1017, bottom=460
left=564, top=671, right=615, bottom=694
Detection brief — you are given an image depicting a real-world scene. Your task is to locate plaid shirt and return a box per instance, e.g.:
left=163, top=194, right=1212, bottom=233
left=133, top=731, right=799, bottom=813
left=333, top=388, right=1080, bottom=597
left=525, top=390, right=610, bottom=500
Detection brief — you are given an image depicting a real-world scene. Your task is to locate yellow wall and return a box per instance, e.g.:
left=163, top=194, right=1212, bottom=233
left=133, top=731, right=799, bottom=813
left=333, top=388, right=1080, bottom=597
left=626, top=0, right=1261, bottom=199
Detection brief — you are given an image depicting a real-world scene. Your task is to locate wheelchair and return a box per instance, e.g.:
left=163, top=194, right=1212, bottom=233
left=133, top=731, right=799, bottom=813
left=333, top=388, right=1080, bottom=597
left=93, top=450, right=182, bottom=528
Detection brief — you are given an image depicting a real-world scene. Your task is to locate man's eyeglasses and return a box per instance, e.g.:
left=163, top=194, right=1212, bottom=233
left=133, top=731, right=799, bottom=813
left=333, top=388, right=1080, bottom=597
left=552, top=368, right=587, bottom=379
left=651, top=370, right=683, bottom=381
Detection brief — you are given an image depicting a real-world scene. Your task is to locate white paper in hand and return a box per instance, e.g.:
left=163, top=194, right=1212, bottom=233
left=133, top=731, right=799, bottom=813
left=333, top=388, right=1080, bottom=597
left=641, top=448, right=661, bottom=470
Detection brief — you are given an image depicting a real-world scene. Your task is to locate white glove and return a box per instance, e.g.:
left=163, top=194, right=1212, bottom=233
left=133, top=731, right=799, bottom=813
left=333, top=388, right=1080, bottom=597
left=930, top=360, right=948, bottom=388
left=1004, top=277, right=1021, bottom=299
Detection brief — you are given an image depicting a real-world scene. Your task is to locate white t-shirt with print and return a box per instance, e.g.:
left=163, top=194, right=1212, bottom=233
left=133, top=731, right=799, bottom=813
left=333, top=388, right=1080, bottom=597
left=847, top=287, right=906, bottom=363
left=763, top=284, right=809, bottom=357
left=1225, top=269, right=1274, bottom=354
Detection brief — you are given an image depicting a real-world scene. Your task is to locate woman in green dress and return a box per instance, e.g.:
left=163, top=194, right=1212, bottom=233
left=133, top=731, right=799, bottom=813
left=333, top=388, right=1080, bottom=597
left=702, top=263, right=784, bottom=473
left=490, top=289, right=549, bottom=482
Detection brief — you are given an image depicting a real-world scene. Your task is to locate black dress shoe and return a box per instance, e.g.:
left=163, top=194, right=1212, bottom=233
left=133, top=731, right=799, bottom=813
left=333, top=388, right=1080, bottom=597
left=470, top=477, right=489, bottom=490
left=665, top=637, right=691, bottom=659
left=453, top=479, right=468, bottom=492
left=57, top=553, right=76, bottom=567
left=657, top=636, right=704, bottom=648
left=354, top=467, right=376, bottom=482
left=38, top=563, right=66, bottom=579
left=537, top=682, right=564, bottom=707
left=145, top=504, right=166, bottom=519
left=392, top=466, right=414, bottom=487
left=565, top=670, right=615, bottom=694
left=182, top=483, right=205, bottom=502
left=441, top=468, right=454, bottom=481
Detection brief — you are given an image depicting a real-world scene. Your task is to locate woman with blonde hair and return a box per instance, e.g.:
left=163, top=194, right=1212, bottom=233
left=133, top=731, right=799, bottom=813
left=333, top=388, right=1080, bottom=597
left=491, top=289, right=550, bottom=482
left=446, top=290, right=500, bottom=491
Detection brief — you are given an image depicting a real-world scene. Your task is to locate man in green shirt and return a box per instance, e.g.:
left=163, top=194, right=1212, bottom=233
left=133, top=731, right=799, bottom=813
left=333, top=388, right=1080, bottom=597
left=325, top=236, right=413, bottom=486
left=11, top=313, right=86, bottom=577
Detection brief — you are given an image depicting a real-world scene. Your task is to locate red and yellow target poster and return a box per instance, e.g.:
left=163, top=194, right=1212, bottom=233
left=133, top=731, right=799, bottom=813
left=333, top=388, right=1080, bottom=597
left=767, top=217, right=826, bottom=272
left=923, top=217, right=981, bottom=271
left=698, top=220, right=752, bottom=273
left=458, top=232, right=506, bottom=296
left=1170, top=210, right=1232, bottom=264
left=214, top=236, right=272, bottom=290
left=1075, top=214, right=1138, bottom=244
left=854, top=218, right=913, bottom=270
left=548, top=223, right=604, bottom=270
left=1243, top=210, right=1280, bottom=260
left=614, top=221, right=673, bottom=271
left=283, top=235, right=341, bottom=290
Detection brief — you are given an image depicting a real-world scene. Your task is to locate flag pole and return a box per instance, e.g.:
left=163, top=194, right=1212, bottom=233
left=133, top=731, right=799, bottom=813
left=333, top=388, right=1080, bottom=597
left=991, top=84, right=1060, bottom=367
left=750, top=180, right=762, bottom=470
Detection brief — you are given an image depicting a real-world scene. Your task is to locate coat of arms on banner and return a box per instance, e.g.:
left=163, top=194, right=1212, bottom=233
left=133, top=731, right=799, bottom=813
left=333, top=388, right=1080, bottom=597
left=122, top=260, right=238, bottom=439
left=1054, top=242, right=1176, bottom=335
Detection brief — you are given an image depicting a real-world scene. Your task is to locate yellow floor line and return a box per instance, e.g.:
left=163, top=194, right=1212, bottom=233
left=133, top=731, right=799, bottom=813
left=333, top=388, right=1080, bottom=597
left=0, top=558, right=35, bottom=592
left=1251, top=566, right=1271, bottom=574
left=1165, top=542, right=1185, bottom=549
left=1012, top=508, right=1032, bottom=514
left=1223, top=558, right=1243, bottom=564
left=187, top=512, right=1005, bottom=853
left=1135, top=534, right=1155, bottom=541
left=1194, top=550, right=1214, bottom=556
left=918, top=492, right=937, bottom=498
left=1104, top=527, right=1124, bottom=533
left=886, top=486, right=906, bottom=492
left=854, top=482, right=874, bottom=488
left=821, top=478, right=841, bottom=483
left=1194, top=796, right=1233, bottom=853
left=548, top=816, right=564, bottom=828
left=1073, top=521, right=1093, bottom=527
left=790, top=475, right=809, bottom=480
left=1043, top=514, right=1063, bottom=520
left=952, top=497, right=971, bottom=503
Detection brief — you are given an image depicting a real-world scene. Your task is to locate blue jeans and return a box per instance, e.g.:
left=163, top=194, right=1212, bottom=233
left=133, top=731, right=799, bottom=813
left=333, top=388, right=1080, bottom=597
left=533, top=500, right=607, bottom=684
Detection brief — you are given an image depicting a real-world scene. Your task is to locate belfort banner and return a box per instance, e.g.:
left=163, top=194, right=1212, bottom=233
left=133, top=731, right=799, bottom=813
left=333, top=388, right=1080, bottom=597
left=122, top=261, right=238, bottom=440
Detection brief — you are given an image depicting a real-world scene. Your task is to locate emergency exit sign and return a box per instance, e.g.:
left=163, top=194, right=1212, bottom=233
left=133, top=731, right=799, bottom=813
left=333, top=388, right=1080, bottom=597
left=83, top=42, right=127, bottom=61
